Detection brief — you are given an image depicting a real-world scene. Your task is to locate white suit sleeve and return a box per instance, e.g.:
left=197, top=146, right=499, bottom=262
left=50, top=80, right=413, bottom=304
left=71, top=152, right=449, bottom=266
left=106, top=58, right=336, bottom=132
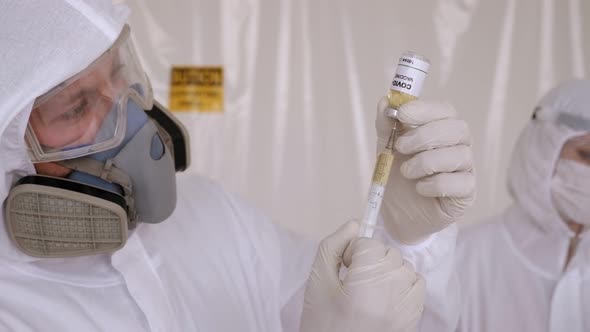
left=224, top=192, right=318, bottom=332
left=268, top=224, right=317, bottom=332
left=375, top=222, right=460, bottom=332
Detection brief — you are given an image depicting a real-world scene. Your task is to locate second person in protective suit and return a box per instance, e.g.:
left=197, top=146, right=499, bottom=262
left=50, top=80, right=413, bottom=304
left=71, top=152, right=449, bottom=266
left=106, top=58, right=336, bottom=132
left=452, top=80, right=590, bottom=332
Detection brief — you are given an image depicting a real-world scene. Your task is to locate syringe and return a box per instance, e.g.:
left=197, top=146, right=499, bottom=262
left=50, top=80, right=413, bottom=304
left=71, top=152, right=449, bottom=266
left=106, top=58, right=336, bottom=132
left=358, top=51, right=430, bottom=238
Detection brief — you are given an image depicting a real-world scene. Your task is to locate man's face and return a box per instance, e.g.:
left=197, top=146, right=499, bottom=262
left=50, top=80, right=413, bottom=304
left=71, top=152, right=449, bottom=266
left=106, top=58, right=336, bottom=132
left=559, top=133, right=590, bottom=166
left=29, top=52, right=127, bottom=177
left=554, top=132, right=590, bottom=231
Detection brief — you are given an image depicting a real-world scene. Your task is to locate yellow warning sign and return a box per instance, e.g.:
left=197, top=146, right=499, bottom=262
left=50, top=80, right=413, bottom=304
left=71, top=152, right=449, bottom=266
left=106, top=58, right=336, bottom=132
left=169, top=66, right=223, bottom=112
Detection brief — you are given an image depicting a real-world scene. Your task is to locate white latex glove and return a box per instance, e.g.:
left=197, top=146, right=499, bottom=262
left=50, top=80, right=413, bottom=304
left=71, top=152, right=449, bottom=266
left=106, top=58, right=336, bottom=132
left=300, top=221, right=425, bottom=332
left=376, top=98, right=476, bottom=244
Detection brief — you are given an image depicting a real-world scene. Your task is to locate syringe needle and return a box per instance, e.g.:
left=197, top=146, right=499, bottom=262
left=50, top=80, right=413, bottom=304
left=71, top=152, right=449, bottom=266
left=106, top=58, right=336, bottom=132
left=385, top=120, right=398, bottom=151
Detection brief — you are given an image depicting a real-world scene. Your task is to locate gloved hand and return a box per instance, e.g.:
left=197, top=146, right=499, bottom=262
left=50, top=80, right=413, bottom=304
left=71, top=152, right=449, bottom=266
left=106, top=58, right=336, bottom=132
left=300, top=221, right=425, bottom=332
left=377, top=97, right=476, bottom=244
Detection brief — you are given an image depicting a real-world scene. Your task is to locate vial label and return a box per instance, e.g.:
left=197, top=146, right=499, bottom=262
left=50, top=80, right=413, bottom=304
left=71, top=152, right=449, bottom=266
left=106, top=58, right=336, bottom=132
left=390, top=54, right=430, bottom=98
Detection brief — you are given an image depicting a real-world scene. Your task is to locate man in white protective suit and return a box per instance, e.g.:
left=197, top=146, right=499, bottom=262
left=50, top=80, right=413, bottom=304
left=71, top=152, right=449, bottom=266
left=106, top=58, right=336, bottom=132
left=0, top=1, right=476, bottom=331
left=438, top=80, right=589, bottom=332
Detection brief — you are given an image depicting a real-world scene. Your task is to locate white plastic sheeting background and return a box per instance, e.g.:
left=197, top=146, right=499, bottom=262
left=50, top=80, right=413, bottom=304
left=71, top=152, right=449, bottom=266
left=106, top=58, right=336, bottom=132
left=123, top=0, right=589, bottom=239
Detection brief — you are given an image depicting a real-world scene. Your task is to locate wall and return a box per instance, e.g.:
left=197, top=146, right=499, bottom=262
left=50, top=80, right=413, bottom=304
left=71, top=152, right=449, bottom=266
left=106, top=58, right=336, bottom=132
left=123, top=0, right=589, bottom=239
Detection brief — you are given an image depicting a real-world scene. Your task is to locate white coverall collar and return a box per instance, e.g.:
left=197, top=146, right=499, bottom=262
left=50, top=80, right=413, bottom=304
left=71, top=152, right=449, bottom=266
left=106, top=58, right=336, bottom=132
left=502, top=204, right=590, bottom=279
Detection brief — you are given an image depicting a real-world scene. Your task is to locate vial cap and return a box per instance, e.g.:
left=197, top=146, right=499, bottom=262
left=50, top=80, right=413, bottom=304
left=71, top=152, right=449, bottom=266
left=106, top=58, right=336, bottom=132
left=398, top=51, right=430, bottom=74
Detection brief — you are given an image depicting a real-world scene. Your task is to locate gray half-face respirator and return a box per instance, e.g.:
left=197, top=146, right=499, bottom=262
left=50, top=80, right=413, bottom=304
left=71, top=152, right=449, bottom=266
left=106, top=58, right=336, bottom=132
left=4, top=99, right=190, bottom=258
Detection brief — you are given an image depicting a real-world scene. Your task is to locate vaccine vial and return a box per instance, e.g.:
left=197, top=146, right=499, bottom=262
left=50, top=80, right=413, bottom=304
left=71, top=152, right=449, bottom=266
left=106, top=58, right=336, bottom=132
left=386, top=51, right=430, bottom=117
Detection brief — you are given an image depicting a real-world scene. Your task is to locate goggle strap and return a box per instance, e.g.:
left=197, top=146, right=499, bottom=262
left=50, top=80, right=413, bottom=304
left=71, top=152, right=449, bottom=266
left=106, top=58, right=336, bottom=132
left=557, top=112, right=590, bottom=132
left=57, top=158, right=133, bottom=194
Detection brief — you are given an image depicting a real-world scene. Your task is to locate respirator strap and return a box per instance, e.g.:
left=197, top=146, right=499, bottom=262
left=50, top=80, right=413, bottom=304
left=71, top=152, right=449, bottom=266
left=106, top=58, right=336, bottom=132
left=57, top=158, right=138, bottom=227
left=58, top=158, right=132, bottom=192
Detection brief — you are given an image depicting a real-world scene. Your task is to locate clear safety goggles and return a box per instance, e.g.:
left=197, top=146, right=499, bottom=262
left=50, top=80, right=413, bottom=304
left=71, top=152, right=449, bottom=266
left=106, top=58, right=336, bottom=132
left=26, top=25, right=153, bottom=163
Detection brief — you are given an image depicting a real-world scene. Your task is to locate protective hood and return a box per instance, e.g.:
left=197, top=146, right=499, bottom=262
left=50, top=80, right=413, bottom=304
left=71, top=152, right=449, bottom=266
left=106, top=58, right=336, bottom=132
left=0, top=0, right=128, bottom=262
left=507, top=80, right=590, bottom=236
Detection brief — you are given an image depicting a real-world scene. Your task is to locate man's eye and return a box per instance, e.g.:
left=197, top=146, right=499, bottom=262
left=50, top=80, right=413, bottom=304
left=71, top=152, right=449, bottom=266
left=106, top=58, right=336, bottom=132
left=111, top=63, right=125, bottom=79
left=59, top=99, right=89, bottom=121
left=577, top=149, right=590, bottom=160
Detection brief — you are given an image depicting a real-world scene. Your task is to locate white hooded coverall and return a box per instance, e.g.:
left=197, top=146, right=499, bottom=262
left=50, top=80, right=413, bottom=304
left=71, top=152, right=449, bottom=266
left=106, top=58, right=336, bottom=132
left=455, top=80, right=590, bottom=332
left=0, top=1, right=458, bottom=331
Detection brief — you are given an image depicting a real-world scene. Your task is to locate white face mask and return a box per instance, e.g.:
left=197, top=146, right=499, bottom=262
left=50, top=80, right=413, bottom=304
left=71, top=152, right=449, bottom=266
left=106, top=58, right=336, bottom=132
left=551, top=159, right=590, bottom=226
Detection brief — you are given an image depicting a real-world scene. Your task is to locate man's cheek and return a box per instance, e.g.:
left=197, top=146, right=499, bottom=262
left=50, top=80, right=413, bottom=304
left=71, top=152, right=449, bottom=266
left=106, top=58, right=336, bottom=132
left=34, top=162, right=71, bottom=177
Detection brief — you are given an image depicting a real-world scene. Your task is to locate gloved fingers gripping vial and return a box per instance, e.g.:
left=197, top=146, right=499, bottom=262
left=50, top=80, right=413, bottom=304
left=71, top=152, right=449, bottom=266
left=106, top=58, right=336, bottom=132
left=358, top=52, right=431, bottom=238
